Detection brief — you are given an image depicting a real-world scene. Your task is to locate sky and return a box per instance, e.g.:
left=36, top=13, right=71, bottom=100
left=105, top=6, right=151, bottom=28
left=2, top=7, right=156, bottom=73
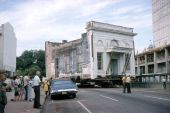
left=0, top=0, right=152, bottom=56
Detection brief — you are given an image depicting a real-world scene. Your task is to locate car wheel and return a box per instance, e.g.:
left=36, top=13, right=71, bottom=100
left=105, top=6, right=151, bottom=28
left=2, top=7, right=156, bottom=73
left=72, top=93, right=76, bottom=98
left=51, top=95, right=55, bottom=100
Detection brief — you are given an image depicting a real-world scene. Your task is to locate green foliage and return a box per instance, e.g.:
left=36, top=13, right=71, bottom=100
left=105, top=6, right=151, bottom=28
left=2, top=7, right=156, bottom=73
left=16, top=50, right=45, bottom=77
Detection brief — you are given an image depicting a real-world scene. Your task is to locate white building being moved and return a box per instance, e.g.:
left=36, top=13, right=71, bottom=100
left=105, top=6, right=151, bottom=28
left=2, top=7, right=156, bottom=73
left=45, top=21, right=137, bottom=79
left=0, top=23, right=17, bottom=76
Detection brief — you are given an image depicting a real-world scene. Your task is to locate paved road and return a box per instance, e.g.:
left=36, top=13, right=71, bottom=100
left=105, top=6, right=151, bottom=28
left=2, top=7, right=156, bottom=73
left=42, top=88, right=170, bottom=113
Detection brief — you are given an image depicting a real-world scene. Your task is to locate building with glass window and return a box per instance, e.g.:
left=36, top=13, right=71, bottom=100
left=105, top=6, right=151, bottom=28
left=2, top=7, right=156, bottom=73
left=0, top=23, right=17, bottom=76
left=134, top=0, right=170, bottom=85
left=45, top=21, right=137, bottom=79
left=135, top=45, right=170, bottom=83
left=152, top=0, right=170, bottom=47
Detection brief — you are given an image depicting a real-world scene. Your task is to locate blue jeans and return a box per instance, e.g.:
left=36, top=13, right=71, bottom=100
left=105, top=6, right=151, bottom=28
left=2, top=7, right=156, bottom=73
left=24, top=85, right=28, bottom=100
left=0, top=103, right=5, bottom=113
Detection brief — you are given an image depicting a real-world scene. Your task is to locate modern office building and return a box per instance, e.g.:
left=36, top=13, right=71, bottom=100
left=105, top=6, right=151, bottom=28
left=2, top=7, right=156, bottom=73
left=152, top=0, right=170, bottom=47
left=0, top=23, right=17, bottom=76
left=135, top=0, right=170, bottom=85
left=45, top=21, right=137, bottom=79
left=135, top=44, right=170, bottom=83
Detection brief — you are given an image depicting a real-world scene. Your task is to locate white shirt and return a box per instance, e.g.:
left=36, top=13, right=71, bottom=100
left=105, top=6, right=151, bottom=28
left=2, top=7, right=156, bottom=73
left=33, top=75, right=41, bottom=86
left=126, top=76, right=131, bottom=83
left=162, top=78, right=166, bottom=82
left=122, top=77, right=126, bottom=83
left=4, top=78, right=11, bottom=86
left=24, top=75, right=29, bottom=86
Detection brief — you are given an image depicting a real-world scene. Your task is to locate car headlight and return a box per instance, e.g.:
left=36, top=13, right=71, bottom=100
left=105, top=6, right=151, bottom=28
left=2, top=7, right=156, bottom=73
left=51, top=90, right=56, bottom=93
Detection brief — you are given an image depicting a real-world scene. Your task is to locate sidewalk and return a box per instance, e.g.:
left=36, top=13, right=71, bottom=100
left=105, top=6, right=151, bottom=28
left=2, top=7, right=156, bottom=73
left=5, top=89, right=46, bottom=113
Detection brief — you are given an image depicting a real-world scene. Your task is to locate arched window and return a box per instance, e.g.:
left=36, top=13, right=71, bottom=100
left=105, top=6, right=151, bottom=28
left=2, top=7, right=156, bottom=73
left=97, top=40, right=103, bottom=47
left=125, top=43, right=130, bottom=48
left=111, top=40, right=119, bottom=47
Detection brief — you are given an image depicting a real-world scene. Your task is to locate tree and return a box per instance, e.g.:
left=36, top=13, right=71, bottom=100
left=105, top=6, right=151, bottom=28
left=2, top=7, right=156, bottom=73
left=16, top=50, right=45, bottom=77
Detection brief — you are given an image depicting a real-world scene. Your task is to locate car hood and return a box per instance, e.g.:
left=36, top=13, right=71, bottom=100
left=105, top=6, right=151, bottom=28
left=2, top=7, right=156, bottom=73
left=51, top=84, right=77, bottom=90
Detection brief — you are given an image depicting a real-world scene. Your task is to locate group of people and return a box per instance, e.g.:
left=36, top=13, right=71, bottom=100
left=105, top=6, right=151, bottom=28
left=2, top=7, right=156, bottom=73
left=122, top=75, right=132, bottom=93
left=5, top=74, right=33, bottom=102
left=0, top=70, right=54, bottom=113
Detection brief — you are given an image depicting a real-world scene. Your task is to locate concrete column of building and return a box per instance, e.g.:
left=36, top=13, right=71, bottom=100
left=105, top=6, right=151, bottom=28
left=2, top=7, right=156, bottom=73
left=159, top=75, right=161, bottom=83
left=153, top=76, right=156, bottom=82
left=165, top=48, right=168, bottom=73
left=145, top=54, right=148, bottom=74
left=135, top=57, right=139, bottom=75
left=103, top=52, right=107, bottom=75
left=154, top=51, right=157, bottom=73
left=136, top=57, right=138, bottom=75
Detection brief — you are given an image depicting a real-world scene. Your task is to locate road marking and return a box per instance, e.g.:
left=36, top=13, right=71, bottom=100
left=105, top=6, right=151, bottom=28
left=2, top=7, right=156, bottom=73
left=141, top=90, right=156, bottom=93
left=144, top=95, right=170, bottom=101
left=138, top=90, right=170, bottom=95
left=48, top=100, right=87, bottom=105
left=100, top=95, right=119, bottom=102
left=79, top=90, right=88, bottom=92
left=77, top=101, right=92, bottom=113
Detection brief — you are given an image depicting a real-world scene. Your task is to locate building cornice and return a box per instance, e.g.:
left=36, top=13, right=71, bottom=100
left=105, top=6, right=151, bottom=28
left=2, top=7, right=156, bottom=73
left=86, top=21, right=137, bottom=36
left=136, top=44, right=170, bottom=57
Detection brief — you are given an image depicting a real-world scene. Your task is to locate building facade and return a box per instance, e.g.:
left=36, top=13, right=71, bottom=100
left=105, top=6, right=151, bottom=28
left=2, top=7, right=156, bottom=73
left=152, top=0, right=170, bottom=47
left=0, top=23, right=17, bottom=76
left=134, top=0, right=170, bottom=84
left=45, top=21, right=137, bottom=79
left=135, top=45, right=170, bottom=83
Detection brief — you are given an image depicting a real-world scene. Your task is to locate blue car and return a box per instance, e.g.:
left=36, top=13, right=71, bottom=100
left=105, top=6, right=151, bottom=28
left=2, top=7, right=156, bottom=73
left=50, top=79, right=78, bottom=99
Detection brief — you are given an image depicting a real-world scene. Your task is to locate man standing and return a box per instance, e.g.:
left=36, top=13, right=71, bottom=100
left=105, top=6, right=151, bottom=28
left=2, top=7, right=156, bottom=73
left=23, top=74, right=29, bottom=101
left=126, top=75, right=131, bottom=93
left=122, top=76, right=127, bottom=93
left=28, top=77, right=33, bottom=101
left=0, top=70, right=7, bottom=113
left=33, top=71, right=41, bottom=109
left=162, top=78, right=166, bottom=89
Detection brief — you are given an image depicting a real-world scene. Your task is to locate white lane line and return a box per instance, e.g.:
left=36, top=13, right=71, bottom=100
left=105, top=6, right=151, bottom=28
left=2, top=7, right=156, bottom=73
left=77, top=101, right=92, bottom=113
left=144, top=95, right=170, bottom=101
left=48, top=100, right=87, bottom=105
left=100, top=95, right=119, bottom=102
left=139, top=90, right=170, bottom=95
left=141, top=91, right=156, bottom=93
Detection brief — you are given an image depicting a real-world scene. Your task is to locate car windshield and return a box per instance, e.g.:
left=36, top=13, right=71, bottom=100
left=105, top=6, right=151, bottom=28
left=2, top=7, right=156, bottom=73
left=52, top=80, right=73, bottom=85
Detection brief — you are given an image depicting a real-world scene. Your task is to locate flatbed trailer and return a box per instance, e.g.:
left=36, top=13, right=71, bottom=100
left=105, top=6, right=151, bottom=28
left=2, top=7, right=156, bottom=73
left=73, top=75, right=123, bottom=88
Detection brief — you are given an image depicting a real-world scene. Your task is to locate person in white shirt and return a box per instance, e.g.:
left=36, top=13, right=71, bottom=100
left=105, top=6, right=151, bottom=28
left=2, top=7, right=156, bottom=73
left=28, top=77, right=33, bottom=101
left=122, top=76, right=127, bottom=93
left=4, top=76, right=12, bottom=92
left=23, top=74, right=29, bottom=101
left=33, top=71, right=41, bottom=109
left=162, top=78, right=166, bottom=89
left=126, top=75, right=131, bottom=93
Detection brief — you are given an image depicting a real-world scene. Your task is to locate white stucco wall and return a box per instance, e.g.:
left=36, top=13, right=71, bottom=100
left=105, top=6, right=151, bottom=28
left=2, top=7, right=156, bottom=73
left=45, top=41, right=57, bottom=78
left=86, top=21, right=136, bottom=79
left=0, top=27, right=4, bottom=69
left=0, top=23, right=17, bottom=75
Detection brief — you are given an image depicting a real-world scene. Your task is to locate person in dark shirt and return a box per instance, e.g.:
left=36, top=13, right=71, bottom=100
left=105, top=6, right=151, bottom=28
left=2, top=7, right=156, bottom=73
left=0, top=70, right=7, bottom=113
